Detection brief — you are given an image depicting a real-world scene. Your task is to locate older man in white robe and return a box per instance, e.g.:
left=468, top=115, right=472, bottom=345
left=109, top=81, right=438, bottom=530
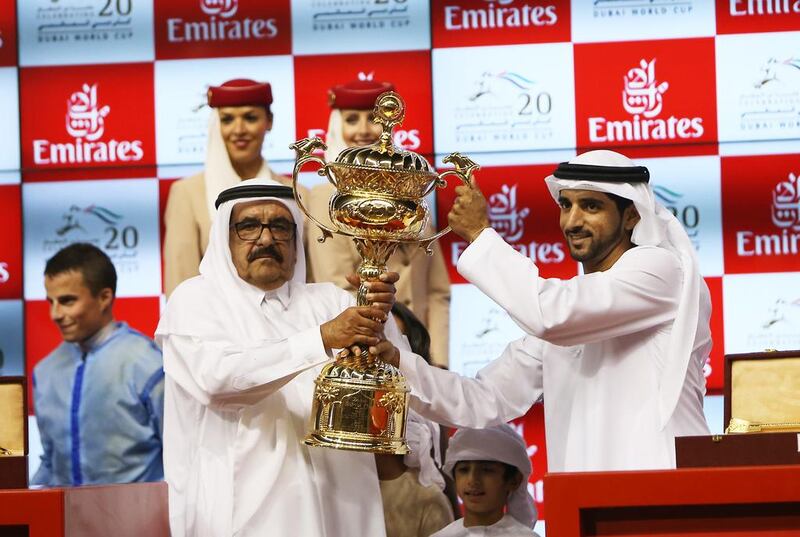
left=156, top=178, right=404, bottom=536
left=374, top=150, right=711, bottom=472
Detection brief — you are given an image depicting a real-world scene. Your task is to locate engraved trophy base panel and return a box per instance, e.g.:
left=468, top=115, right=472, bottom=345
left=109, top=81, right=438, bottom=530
left=304, top=430, right=410, bottom=455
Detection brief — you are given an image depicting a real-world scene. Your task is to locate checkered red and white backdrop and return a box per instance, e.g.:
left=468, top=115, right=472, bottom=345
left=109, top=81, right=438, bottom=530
left=2, top=0, right=800, bottom=519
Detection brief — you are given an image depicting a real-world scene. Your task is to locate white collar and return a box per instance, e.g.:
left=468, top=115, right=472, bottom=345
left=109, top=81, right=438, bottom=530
left=242, top=279, right=292, bottom=311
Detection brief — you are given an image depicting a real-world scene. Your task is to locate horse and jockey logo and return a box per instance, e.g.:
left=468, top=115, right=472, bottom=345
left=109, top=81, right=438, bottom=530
left=465, top=71, right=552, bottom=133
left=469, top=71, right=537, bottom=102
left=56, top=205, right=123, bottom=236
left=754, top=56, right=800, bottom=89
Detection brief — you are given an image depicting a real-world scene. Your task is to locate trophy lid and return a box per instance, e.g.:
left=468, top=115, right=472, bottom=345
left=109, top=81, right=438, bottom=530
left=332, top=92, right=433, bottom=174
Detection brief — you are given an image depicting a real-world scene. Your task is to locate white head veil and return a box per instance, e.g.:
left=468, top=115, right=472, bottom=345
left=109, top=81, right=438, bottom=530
left=404, top=410, right=446, bottom=491
left=203, top=110, right=273, bottom=218
left=443, top=424, right=537, bottom=529
left=157, top=177, right=305, bottom=342
left=544, top=150, right=702, bottom=429
left=323, top=109, right=348, bottom=162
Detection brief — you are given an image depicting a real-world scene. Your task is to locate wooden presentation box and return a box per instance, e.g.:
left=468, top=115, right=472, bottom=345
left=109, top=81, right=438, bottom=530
left=0, top=377, right=27, bottom=489
left=676, top=350, right=800, bottom=468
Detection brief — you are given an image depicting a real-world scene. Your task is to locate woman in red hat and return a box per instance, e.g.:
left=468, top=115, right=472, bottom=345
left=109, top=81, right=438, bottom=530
left=163, top=79, right=294, bottom=296
left=306, top=79, right=452, bottom=368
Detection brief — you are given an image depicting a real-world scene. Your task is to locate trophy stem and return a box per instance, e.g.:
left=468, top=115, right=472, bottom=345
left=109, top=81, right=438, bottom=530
left=353, top=239, right=400, bottom=307
left=339, top=239, right=399, bottom=369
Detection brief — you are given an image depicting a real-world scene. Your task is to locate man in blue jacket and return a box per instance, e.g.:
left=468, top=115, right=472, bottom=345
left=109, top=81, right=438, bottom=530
left=32, top=242, right=164, bottom=486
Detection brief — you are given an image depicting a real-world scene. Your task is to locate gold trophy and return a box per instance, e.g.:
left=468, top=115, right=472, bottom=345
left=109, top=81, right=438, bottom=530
left=290, top=91, right=479, bottom=454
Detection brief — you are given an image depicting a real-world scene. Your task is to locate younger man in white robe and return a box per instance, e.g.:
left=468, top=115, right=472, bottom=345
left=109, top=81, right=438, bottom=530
left=372, top=150, right=711, bottom=472
left=432, top=424, right=538, bottom=537
left=157, top=178, right=404, bottom=536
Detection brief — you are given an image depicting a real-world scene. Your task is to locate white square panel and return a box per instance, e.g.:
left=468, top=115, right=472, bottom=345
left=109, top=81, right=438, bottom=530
left=433, top=43, right=575, bottom=155
left=154, top=55, right=296, bottom=166
left=723, top=272, right=800, bottom=354
left=23, top=178, right=161, bottom=299
left=642, top=155, right=724, bottom=276
left=291, top=0, right=430, bottom=55
left=716, top=31, right=800, bottom=144
left=0, top=67, right=19, bottom=174
left=571, top=0, right=716, bottom=43
left=18, top=0, right=155, bottom=66
left=449, top=283, right=525, bottom=378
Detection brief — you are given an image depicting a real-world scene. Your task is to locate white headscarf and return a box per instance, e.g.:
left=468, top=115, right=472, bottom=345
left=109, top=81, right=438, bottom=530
left=157, top=177, right=306, bottom=342
left=544, top=150, right=702, bottom=430
left=323, top=109, right=348, bottom=163
left=443, top=425, right=537, bottom=529
left=404, top=410, right=445, bottom=491
left=203, top=110, right=273, bottom=218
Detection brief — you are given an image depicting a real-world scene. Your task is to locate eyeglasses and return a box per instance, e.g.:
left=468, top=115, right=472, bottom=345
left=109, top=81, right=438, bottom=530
left=231, top=219, right=296, bottom=242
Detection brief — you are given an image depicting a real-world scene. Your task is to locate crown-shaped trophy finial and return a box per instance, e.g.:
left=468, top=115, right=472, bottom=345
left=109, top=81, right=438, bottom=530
left=373, top=91, right=404, bottom=153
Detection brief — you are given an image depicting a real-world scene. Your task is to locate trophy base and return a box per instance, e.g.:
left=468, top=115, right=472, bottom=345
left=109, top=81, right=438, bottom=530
left=304, top=431, right=410, bottom=455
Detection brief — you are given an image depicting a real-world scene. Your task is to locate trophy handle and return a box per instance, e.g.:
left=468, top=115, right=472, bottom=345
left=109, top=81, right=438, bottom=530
left=289, top=138, right=340, bottom=243
left=417, top=152, right=480, bottom=254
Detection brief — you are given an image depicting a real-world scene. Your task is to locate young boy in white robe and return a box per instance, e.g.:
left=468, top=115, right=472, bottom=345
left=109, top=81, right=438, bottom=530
left=432, top=425, right=539, bottom=537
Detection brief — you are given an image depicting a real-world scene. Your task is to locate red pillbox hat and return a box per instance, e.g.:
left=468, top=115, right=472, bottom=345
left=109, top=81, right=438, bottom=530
left=207, top=79, right=273, bottom=109
left=328, top=79, right=395, bottom=110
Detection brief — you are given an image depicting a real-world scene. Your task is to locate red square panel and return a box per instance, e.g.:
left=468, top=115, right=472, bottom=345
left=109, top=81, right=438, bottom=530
left=511, top=403, right=547, bottom=519
left=716, top=0, right=800, bottom=34
left=294, top=51, right=433, bottom=156
left=721, top=153, right=800, bottom=274
left=26, top=296, right=161, bottom=413
left=0, top=0, right=17, bottom=67
left=574, top=38, right=718, bottom=158
left=19, top=63, right=156, bottom=178
left=704, top=276, right=725, bottom=394
left=431, top=0, right=570, bottom=48
left=0, top=185, right=21, bottom=299
left=154, top=0, right=291, bottom=60
left=436, top=163, right=578, bottom=284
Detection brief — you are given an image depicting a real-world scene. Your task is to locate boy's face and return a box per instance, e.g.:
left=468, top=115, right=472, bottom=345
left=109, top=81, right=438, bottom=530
left=453, top=460, right=521, bottom=518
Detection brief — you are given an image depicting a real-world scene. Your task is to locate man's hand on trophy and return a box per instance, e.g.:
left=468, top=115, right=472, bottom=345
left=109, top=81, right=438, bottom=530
left=320, top=306, right=388, bottom=351
left=370, top=339, right=401, bottom=368
left=339, top=339, right=400, bottom=368
left=345, top=271, right=400, bottom=315
left=448, top=180, right=490, bottom=243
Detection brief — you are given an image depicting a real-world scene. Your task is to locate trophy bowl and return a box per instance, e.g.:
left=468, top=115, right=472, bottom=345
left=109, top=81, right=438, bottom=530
left=290, top=91, right=479, bottom=454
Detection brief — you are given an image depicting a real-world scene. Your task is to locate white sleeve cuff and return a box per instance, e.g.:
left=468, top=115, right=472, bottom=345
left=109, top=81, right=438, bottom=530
left=456, top=227, right=501, bottom=281
left=398, top=349, right=433, bottom=406
left=288, top=325, right=331, bottom=365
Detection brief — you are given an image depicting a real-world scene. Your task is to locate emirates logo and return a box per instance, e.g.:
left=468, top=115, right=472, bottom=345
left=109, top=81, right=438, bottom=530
left=450, top=183, right=564, bottom=266
left=166, top=0, right=277, bottom=44
left=736, top=172, right=800, bottom=257
left=65, top=84, right=110, bottom=142
left=588, top=57, right=703, bottom=144
left=488, top=184, right=530, bottom=242
left=33, top=82, right=145, bottom=166
left=771, top=172, right=800, bottom=231
left=200, top=0, right=238, bottom=18
left=622, top=59, right=669, bottom=119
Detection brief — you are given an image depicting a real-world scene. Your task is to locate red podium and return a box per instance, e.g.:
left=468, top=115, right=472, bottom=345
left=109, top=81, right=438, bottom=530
left=545, top=465, right=800, bottom=536
left=0, top=482, right=169, bottom=537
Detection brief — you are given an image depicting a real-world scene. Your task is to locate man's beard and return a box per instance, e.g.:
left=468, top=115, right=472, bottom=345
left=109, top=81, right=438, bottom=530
left=566, top=221, right=626, bottom=265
